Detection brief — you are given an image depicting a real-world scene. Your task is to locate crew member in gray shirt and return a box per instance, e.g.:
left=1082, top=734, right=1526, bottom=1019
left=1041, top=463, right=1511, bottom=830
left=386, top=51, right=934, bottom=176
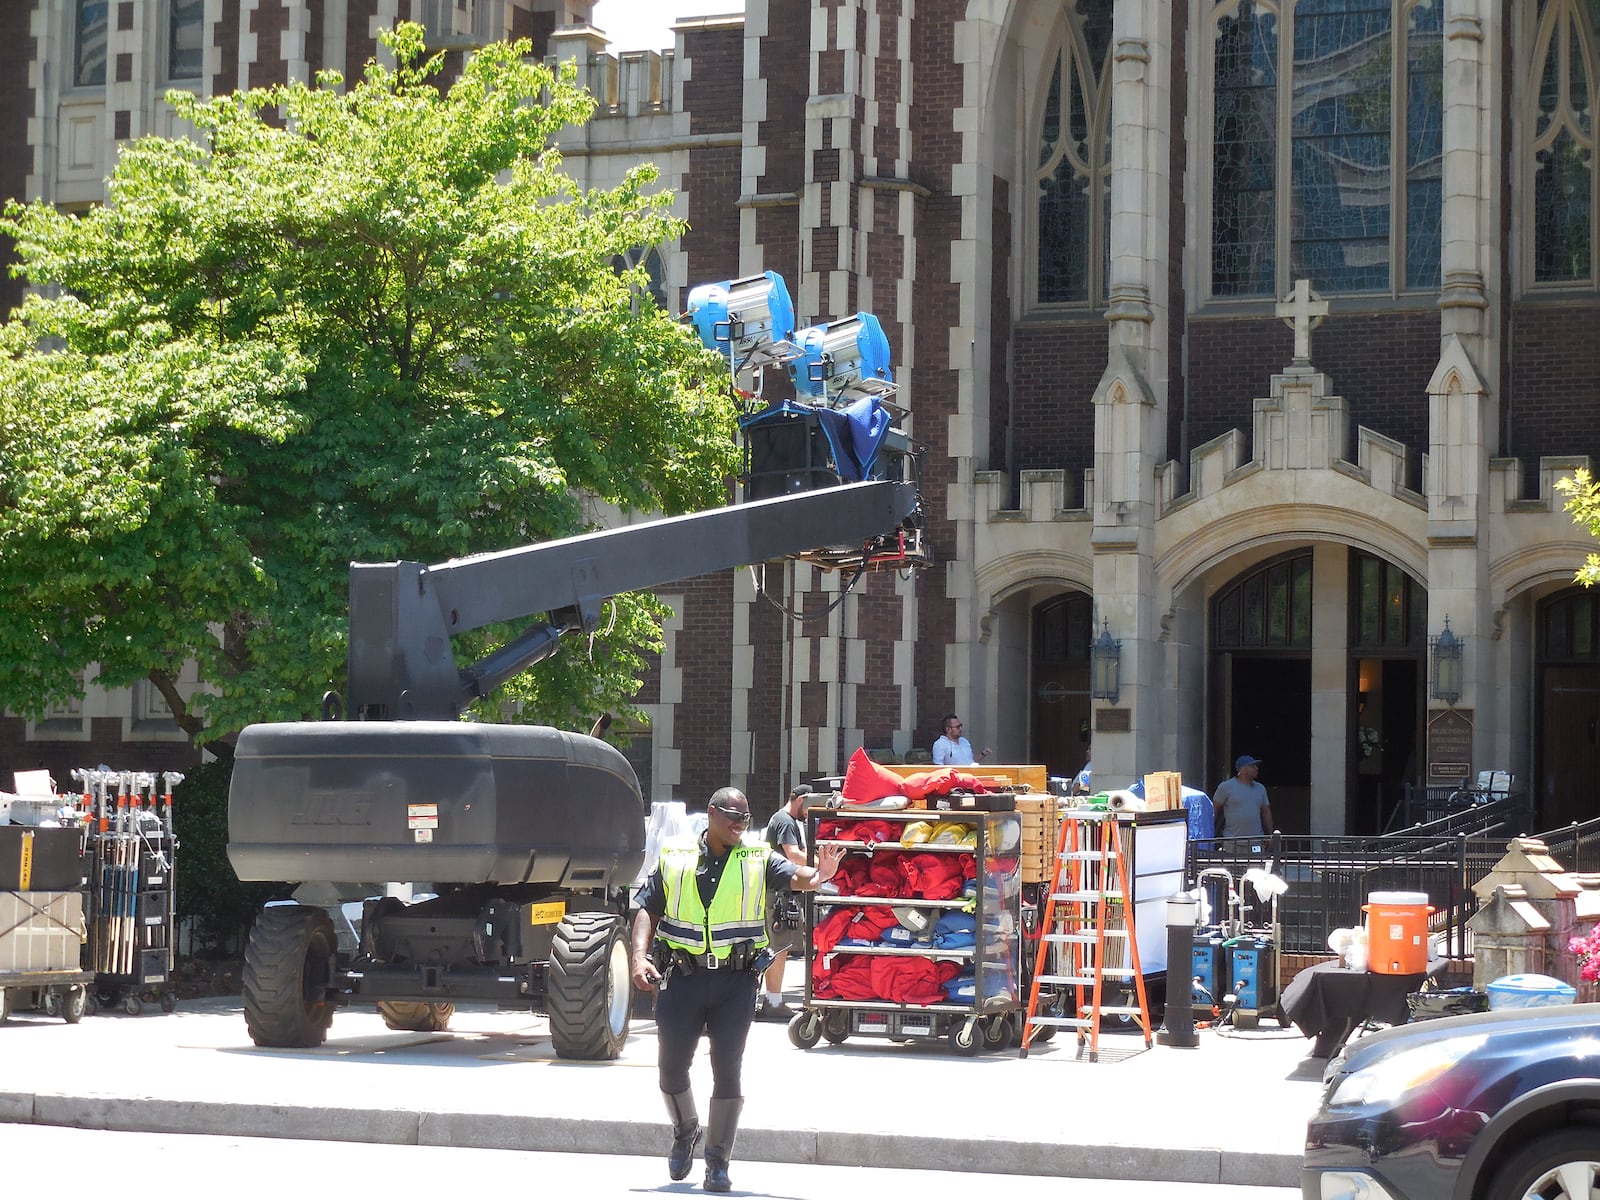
left=1212, top=755, right=1274, bottom=837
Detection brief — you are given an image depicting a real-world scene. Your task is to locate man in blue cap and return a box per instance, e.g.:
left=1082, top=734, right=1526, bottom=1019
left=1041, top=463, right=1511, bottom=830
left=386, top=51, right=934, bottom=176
left=1212, top=755, right=1274, bottom=839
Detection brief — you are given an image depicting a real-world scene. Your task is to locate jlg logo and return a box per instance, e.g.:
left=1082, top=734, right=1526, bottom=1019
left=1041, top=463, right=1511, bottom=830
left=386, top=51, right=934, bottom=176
left=289, top=795, right=373, bottom=826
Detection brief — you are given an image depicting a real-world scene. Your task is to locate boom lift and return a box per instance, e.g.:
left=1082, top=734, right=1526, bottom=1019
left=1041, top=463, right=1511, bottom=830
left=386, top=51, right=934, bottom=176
left=226, top=274, right=927, bottom=1057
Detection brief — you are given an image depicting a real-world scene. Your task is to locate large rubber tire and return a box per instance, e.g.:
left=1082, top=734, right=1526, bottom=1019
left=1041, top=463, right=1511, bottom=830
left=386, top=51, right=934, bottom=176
left=547, top=912, right=632, bottom=1060
left=1487, top=1129, right=1599, bottom=1200
left=377, top=1001, right=456, bottom=1032
left=242, top=905, right=339, bottom=1048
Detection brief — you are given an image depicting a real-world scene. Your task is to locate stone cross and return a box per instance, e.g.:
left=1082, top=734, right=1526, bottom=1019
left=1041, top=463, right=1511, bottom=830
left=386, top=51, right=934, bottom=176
left=1276, top=278, right=1329, bottom=366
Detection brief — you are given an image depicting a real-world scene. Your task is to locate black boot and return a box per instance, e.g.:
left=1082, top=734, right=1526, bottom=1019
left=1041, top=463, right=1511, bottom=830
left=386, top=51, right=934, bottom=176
left=663, top=1089, right=701, bottom=1181
left=703, top=1096, right=743, bottom=1193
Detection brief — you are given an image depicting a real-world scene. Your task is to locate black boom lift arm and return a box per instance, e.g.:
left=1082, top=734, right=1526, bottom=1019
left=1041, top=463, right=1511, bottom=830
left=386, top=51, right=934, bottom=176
left=345, top=479, right=919, bottom=721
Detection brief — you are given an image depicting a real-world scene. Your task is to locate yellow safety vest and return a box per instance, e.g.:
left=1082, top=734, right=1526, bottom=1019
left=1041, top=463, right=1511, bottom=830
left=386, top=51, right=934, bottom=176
left=656, top=838, right=770, bottom=957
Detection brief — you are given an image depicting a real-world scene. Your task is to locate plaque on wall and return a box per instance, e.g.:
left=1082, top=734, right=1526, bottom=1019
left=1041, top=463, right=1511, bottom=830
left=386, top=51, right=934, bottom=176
left=1095, top=708, right=1131, bottom=732
left=1427, top=708, right=1473, bottom=782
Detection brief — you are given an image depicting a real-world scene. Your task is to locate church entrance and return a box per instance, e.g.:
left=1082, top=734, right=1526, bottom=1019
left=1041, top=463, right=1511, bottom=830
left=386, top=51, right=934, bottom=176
left=1209, top=550, right=1314, bottom=833
left=1538, top=591, right=1600, bottom=829
left=1030, top=591, right=1093, bottom=778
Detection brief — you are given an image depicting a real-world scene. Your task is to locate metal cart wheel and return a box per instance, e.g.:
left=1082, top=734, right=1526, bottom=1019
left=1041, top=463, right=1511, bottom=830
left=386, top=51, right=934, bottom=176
left=948, top=1016, right=981, bottom=1056
left=41, top=989, right=61, bottom=1017
left=980, top=1013, right=1013, bottom=1051
left=821, top=1010, right=850, bottom=1045
left=82, top=992, right=98, bottom=1017
left=159, top=990, right=177, bottom=1014
left=62, top=986, right=87, bottom=1024
left=787, top=1009, right=822, bottom=1050
left=123, top=993, right=144, bottom=1016
left=0, top=987, right=10, bottom=1023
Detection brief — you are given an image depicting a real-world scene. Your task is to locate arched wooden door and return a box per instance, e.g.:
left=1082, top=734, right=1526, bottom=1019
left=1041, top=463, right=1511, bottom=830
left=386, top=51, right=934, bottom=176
left=1031, top=592, right=1093, bottom=778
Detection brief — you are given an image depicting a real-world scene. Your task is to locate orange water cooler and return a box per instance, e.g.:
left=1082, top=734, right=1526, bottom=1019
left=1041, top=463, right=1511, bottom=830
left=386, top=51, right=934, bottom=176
left=1363, top=890, right=1432, bottom=974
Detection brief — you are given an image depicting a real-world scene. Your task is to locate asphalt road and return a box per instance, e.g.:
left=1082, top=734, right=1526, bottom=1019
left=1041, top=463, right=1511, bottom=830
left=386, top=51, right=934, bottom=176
left=0, top=1123, right=1301, bottom=1198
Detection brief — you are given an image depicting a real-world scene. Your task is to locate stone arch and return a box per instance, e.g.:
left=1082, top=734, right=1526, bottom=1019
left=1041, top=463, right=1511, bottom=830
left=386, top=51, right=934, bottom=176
left=1159, top=503, right=1428, bottom=615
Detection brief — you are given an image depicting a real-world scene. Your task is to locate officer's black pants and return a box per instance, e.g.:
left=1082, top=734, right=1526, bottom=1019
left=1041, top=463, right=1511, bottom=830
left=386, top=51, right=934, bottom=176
left=655, top=964, right=758, bottom=1098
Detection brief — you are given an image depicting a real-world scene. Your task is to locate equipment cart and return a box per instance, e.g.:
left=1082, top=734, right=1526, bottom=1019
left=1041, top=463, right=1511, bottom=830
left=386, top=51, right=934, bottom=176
left=787, top=803, right=1024, bottom=1056
left=83, top=771, right=181, bottom=1015
left=0, top=888, right=92, bottom=1024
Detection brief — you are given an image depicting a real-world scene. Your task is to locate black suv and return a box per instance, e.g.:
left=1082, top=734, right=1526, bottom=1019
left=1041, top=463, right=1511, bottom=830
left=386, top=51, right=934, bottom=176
left=1303, top=1003, right=1600, bottom=1199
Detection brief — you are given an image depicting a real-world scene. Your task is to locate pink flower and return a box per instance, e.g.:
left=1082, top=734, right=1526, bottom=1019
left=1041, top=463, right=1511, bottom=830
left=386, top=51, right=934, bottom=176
left=1570, top=927, right=1600, bottom=983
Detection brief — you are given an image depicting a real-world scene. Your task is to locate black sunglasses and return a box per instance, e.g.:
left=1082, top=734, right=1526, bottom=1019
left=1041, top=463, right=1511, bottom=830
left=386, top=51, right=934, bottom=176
left=710, top=804, right=751, bottom=822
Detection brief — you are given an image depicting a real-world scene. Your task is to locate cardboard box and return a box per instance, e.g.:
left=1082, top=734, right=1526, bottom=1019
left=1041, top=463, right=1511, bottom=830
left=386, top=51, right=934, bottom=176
left=1142, top=771, right=1183, bottom=812
left=0, top=891, right=86, bottom=973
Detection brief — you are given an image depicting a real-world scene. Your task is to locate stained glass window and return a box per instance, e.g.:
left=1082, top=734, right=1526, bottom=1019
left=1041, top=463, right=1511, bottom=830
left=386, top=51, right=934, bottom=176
left=1035, top=1, right=1113, bottom=307
left=75, top=0, right=107, bottom=87
left=1209, top=0, right=1443, bottom=298
left=170, top=0, right=205, bottom=80
left=1350, top=550, right=1426, bottom=649
left=1531, top=1, right=1598, bottom=284
left=1214, top=551, right=1314, bottom=648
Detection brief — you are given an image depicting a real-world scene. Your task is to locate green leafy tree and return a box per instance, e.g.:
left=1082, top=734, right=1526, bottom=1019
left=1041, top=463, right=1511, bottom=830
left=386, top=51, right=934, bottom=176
left=0, top=25, right=734, bottom=743
left=1557, top=468, right=1600, bottom=587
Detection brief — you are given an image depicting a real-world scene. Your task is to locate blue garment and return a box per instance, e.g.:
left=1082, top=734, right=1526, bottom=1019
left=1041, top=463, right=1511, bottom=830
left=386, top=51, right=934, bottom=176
left=1127, top=778, right=1214, bottom=844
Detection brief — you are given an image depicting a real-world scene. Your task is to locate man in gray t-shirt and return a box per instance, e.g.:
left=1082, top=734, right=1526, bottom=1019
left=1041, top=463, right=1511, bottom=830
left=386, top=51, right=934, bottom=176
left=1212, top=755, right=1274, bottom=838
left=758, top=784, right=811, bottom=1019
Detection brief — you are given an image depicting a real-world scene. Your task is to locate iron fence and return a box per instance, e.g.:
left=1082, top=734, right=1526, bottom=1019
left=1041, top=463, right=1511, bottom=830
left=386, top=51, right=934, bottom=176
left=1186, top=796, right=1583, bottom=957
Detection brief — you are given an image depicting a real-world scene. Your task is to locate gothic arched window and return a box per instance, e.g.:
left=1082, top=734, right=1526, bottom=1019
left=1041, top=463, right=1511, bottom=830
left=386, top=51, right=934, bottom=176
left=1033, top=1, right=1113, bottom=308
left=1529, top=0, right=1599, bottom=286
left=1208, top=0, right=1443, bottom=299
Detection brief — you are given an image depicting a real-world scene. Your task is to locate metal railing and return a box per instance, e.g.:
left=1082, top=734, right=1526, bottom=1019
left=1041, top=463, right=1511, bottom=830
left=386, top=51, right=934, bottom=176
left=1186, top=794, right=1578, bottom=958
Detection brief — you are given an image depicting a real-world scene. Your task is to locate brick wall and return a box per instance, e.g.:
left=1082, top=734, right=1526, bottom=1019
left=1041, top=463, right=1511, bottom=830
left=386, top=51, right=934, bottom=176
left=215, top=0, right=241, bottom=95
left=1185, top=310, right=1437, bottom=487
left=0, top=718, right=200, bottom=789
left=1508, top=300, right=1600, bottom=493
left=675, top=573, right=734, bottom=804
left=249, top=0, right=289, bottom=89
left=345, top=0, right=378, bottom=86
left=908, top=0, right=962, bottom=746
left=1010, top=322, right=1105, bottom=498
left=0, top=0, right=35, bottom=318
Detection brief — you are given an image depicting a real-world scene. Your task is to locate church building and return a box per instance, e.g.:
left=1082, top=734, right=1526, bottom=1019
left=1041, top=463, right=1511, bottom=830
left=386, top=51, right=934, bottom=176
left=4, top=1, right=1599, bottom=834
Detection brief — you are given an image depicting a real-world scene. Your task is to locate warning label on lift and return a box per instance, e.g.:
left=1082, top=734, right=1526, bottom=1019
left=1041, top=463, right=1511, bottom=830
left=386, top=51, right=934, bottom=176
left=407, top=803, right=439, bottom=830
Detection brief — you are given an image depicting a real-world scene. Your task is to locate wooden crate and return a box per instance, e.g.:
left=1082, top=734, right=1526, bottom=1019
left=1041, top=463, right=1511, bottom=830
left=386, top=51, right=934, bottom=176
left=1016, top=795, right=1063, bottom=884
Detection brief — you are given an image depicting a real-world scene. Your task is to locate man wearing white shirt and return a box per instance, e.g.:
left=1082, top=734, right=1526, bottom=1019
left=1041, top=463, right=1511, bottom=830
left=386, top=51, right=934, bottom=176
left=932, top=714, right=990, bottom=766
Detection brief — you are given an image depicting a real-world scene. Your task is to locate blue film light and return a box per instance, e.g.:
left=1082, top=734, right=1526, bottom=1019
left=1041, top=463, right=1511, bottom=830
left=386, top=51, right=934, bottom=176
left=789, top=313, right=895, bottom=402
left=685, top=271, right=798, bottom=367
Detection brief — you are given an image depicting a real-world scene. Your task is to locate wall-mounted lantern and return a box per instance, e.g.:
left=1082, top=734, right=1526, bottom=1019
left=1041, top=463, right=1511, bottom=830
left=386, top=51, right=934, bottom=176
left=1430, top=617, right=1464, bottom=707
left=1089, top=619, right=1121, bottom=704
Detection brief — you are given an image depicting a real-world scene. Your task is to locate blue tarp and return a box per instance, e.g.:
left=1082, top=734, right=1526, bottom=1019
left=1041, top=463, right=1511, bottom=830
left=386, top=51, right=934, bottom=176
left=739, top=397, right=891, bottom=482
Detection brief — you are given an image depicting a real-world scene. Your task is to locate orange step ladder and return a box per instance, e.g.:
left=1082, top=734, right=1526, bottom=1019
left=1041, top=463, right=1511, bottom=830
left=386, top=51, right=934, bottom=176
left=1019, top=807, right=1151, bottom=1060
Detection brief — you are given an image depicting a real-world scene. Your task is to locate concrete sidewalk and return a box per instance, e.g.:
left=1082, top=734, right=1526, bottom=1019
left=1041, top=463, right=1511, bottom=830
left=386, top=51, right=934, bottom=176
left=0, top=997, right=1325, bottom=1187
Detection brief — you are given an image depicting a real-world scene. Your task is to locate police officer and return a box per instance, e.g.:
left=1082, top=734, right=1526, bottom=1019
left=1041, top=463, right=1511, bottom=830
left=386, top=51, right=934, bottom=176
left=631, top=785, right=845, bottom=1193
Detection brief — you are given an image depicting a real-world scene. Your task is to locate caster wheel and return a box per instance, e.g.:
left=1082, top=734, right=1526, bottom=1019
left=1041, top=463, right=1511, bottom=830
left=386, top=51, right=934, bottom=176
left=821, top=1010, right=850, bottom=1045
left=948, top=1018, right=980, bottom=1056
left=159, top=991, right=177, bottom=1014
left=981, top=1014, right=1013, bottom=1051
left=41, top=989, right=61, bottom=1018
left=63, top=986, right=87, bottom=1024
left=83, top=993, right=98, bottom=1017
left=124, top=994, right=144, bottom=1016
left=787, top=1010, right=822, bottom=1050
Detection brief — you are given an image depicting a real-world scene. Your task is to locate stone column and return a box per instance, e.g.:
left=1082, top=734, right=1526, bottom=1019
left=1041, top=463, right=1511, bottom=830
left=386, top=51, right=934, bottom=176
left=1088, top=0, right=1171, bottom=787
left=1426, top=0, right=1502, bottom=770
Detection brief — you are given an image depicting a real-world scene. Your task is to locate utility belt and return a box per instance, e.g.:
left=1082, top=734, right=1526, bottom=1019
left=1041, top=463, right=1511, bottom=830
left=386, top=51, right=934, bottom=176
left=654, top=940, right=773, bottom=979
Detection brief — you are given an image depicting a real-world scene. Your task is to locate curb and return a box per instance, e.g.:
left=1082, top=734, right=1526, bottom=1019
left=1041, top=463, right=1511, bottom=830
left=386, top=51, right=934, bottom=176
left=0, top=1093, right=1302, bottom=1187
